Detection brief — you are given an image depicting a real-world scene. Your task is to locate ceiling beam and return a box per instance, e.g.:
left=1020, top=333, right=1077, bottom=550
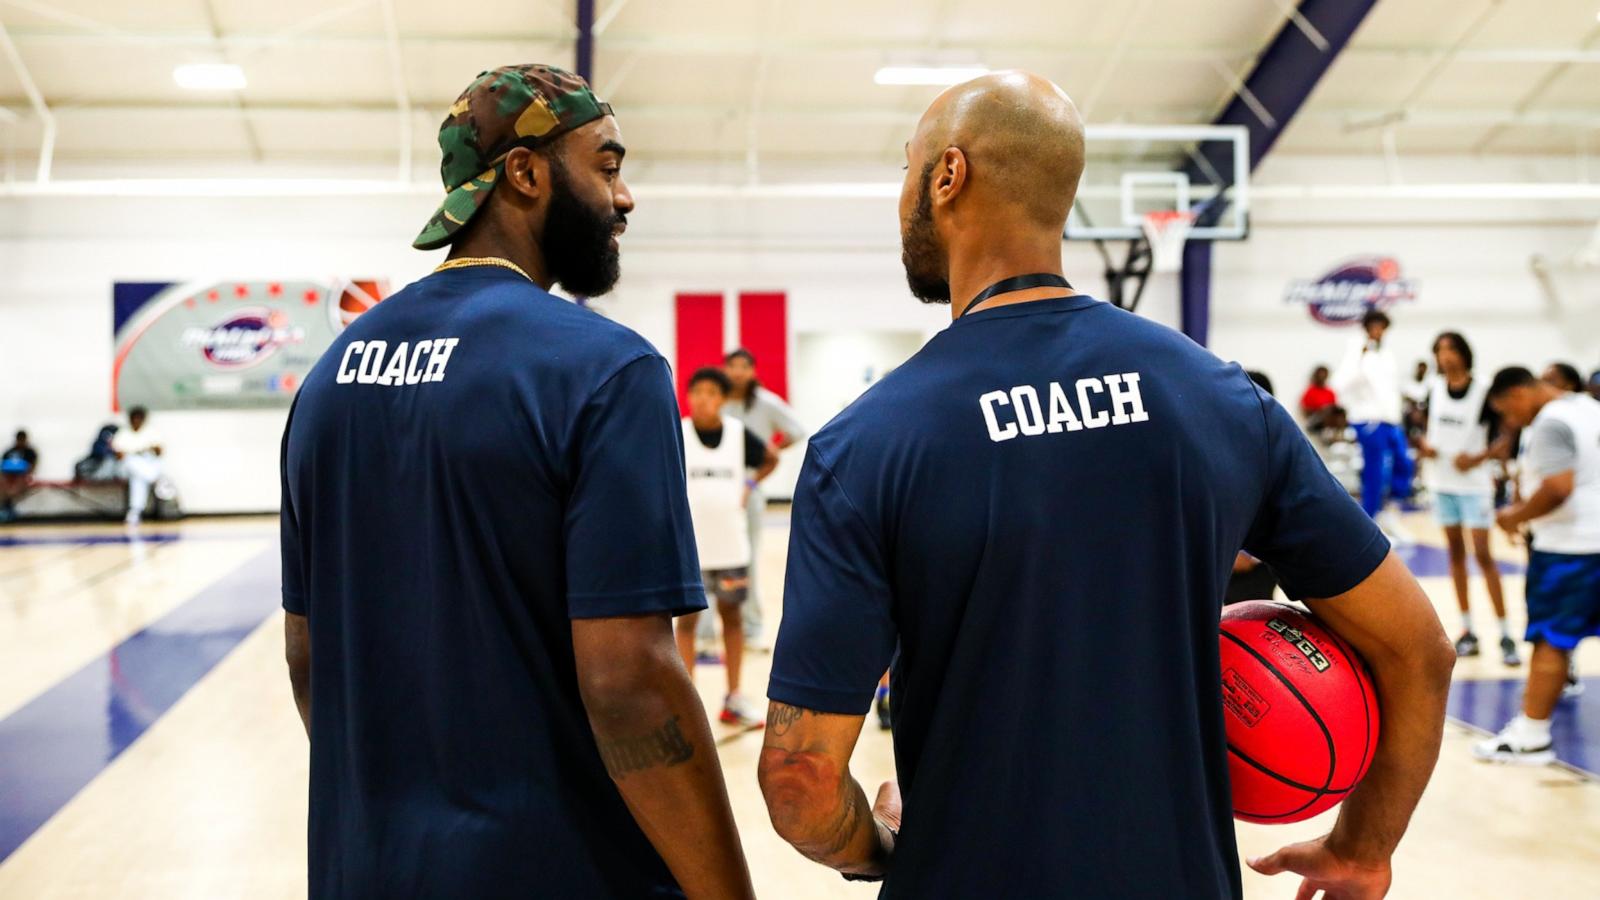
left=377, top=0, right=412, bottom=182
left=8, top=100, right=1600, bottom=130
left=1176, top=0, right=1381, bottom=346
left=1195, top=0, right=1381, bottom=175
left=1474, top=25, right=1600, bottom=152
left=197, top=0, right=262, bottom=162
left=8, top=25, right=1600, bottom=66
left=0, top=11, right=54, bottom=181
left=574, top=0, right=595, bottom=82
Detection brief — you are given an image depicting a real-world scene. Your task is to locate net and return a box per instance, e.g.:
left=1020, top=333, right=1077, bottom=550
left=1141, top=209, right=1195, bottom=273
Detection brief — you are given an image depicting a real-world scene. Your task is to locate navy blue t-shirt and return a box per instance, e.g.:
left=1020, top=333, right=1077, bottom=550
left=769, top=295, right=1389, bottom=899
left=281, top=267, right=705, bottom=899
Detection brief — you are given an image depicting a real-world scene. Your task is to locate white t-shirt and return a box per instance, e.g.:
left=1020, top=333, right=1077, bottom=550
left=724, top=385, right=808, bottom=445
left=1331, top=337, right=1402, bottom=425
left=1522, top=392, right=1600, bottom=555
left=112, top=422, right=164, bottom=456
left=1425, top=376, right=1493, bottom=497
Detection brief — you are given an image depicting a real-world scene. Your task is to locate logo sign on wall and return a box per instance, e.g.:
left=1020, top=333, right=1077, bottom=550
left=112, top=279, right=387, bottom=411
left=1284, top=257, right=1417, bottom=326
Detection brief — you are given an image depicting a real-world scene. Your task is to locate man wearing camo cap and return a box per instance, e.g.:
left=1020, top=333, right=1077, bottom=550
left=282, top=64, right=754, bottom=898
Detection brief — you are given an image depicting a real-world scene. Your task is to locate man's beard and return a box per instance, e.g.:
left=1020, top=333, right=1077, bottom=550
left=900, top=161, right=950, bottom=305
left=540, top=160, right=625, bottom=298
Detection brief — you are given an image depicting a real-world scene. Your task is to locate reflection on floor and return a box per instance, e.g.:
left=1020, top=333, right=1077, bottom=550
left=0, top=548, right=279, bottom=859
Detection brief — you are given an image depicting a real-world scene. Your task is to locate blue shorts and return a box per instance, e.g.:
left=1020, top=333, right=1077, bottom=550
left=1525, top=550, right=1600, bottom=650
left=1434, top=492, right=1491, bottom=530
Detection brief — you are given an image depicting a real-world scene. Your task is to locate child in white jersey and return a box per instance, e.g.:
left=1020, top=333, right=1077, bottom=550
left=677, top=367, right=778, bottom=727
left=1417, top=333, right=1516, bottom=665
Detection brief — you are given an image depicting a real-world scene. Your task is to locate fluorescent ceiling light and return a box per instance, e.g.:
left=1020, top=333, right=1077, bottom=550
left=874, top=65, right=989, bottom=86
left=173, top=63, right=246, bottom=91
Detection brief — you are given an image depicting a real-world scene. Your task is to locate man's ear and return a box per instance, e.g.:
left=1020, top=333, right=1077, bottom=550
left=933, top=146, right=966, bottom=207
left=501, top=147, right=548, bottom=202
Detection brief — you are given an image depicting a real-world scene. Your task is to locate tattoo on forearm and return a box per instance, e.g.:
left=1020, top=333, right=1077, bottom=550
left=596, top=715, right=695, bottom=779
left=767, top=702, right=807, bottom=736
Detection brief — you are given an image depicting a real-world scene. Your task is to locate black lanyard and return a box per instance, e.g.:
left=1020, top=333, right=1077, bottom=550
left=960, top=272, right=1073, bottom=318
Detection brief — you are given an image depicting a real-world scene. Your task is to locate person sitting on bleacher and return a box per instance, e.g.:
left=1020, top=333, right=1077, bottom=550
left=112, top=407, right=165, bottom=527
left=0, top=430, right=38, bottom=523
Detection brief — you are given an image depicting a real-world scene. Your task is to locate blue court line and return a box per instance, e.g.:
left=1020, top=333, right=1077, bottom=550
left=1448, top=677, right=1600, bottom=777
left=0, top=548, right=281, bottom=862
left=1394, top=543, right=1524, bottom=579
left=0, top=532, right=275, bottom=548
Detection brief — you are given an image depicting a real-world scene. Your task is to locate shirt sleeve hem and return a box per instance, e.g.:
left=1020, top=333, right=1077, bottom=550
left=1291, top=529, right=1393, bottom=601
left=282, top=589, right=306, bottom=615
left=767, top=674, right=874, bottom=716
left=569, top=585, right=707, bottom=620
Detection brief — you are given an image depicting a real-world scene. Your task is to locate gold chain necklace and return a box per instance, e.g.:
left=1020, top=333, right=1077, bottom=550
left=433, top=256, right=533, bottom=282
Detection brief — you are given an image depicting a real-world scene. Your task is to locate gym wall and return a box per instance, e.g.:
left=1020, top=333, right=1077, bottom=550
left=1, top=156, right=1594, bottom=512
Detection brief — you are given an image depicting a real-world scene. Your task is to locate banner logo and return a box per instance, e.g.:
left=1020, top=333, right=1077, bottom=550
left=181, top=307, right=306, bottom=369
left=1285, top=257, right=1416, bottom=325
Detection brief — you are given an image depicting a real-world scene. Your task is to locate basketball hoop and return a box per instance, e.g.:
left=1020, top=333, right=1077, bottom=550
left=1141, top=209, right=1196, bottom=274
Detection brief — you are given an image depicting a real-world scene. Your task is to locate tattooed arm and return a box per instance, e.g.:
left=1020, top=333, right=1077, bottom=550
left=758, top=703, right=901, bottom=878
left=573, top=613, right=754, bottom=899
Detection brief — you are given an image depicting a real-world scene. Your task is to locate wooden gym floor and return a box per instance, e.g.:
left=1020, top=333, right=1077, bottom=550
left=0, top=511, right=1596, bottom=898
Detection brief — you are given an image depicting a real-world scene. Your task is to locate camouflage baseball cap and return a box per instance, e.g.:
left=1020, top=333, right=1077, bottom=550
left=413, top=64, right=614, bottom=251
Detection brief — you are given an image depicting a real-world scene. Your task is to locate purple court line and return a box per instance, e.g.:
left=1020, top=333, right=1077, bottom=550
left=0, top=548, right=281, bottom=862
left=1447, top=677, right=1599, bottom=778
left=0, top=532, right=276, bottom=548
left=1393, top=542, right=1524, bottom=578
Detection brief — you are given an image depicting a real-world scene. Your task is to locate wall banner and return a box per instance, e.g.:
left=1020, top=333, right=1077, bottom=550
left=1284, top=257, right=1416, bottom=326
left=112, top=279, right=387, bottom=411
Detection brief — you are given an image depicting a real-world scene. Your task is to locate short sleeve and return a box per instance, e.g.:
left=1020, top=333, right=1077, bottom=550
left=1528, top=417, right=1578, bottom=477
left=760, top=389, right=810, bottom=442
left=743, top=431, right=767, bottom=469
left=280, top=405, right=307, bottom=616
left=767, top=446, right=896, bottom=714
left=565, top=355, right=707, bottom=619
left=1243, top=386, right=1391, bottom=600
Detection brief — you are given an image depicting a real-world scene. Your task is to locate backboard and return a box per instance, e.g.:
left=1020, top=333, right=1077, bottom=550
left=1066, top=124, right=1251, bottom=242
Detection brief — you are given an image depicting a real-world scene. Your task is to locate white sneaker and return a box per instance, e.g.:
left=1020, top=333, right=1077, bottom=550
left=719, top=693, right=763, bottom=728
left=1472, top=717, right=1555, bottom=766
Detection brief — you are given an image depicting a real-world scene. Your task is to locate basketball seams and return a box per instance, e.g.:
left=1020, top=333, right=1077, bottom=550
left=1219, top=628, right=1338, bottom=791
left=1226, top=742, right=1343, bottom=796
left=1227, top=742, right=1339, bottom=822
left=1219, top=628, right=1338, bottom=797
left=1306, top=616, right=1378, bottom=787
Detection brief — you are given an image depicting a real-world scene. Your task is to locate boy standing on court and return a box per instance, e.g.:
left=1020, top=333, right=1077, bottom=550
left=1418, top=333, right=1516, bottom=665
left=1477, top=367, right=1600, bottom=763
left=678, top=367, right=777, bottom=727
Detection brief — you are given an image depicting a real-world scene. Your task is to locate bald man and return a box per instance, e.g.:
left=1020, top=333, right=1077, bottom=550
left=758, top=72, right=1454, bottom=899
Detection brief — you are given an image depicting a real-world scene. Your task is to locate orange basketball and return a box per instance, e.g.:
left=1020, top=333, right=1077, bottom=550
left=1219, top=601, right=1380, bottom=824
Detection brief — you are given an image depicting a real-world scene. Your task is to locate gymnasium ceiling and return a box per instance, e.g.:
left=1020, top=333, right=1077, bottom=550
left=0, top=0, right=1597, bottom=173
